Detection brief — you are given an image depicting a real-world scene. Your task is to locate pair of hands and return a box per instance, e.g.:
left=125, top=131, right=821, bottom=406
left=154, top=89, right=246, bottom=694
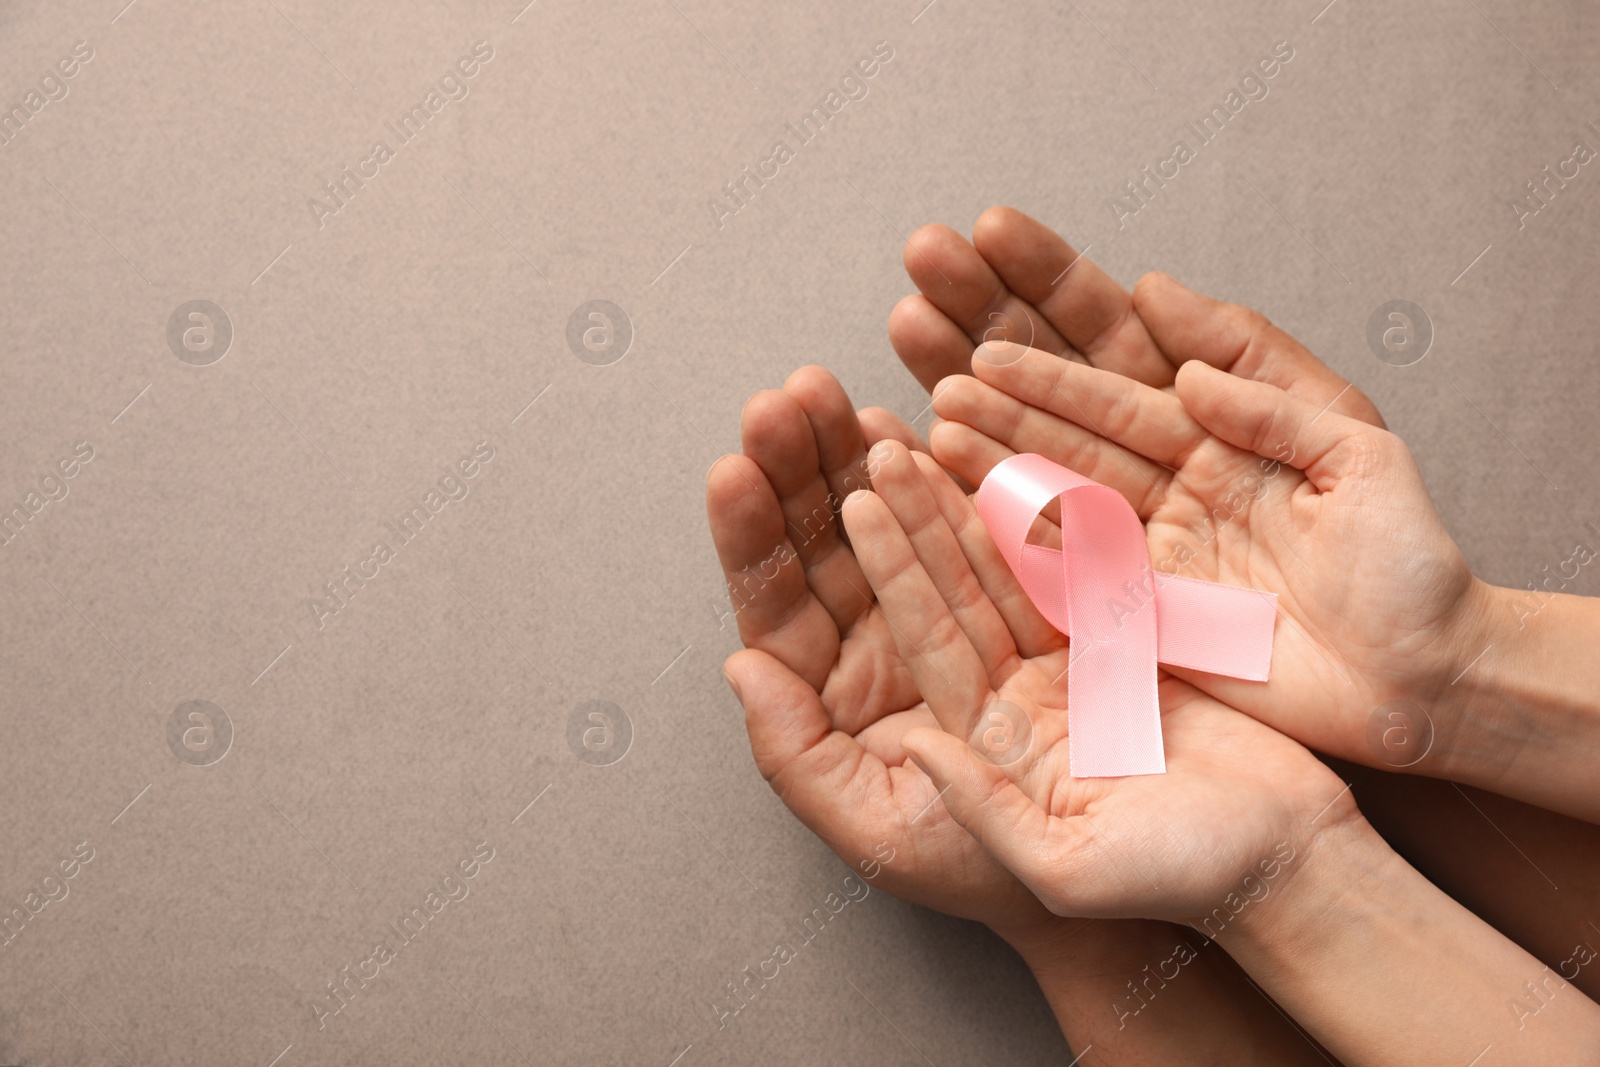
left=708, top=206, right=1488, bottom=938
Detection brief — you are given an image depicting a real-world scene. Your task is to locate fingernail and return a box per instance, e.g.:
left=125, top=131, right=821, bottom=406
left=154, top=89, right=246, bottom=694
left=975, top=340, right=1022, bottom=367
left=843, top=488, right=873, bottom=508
left=722, top=669, right=743, bottom=701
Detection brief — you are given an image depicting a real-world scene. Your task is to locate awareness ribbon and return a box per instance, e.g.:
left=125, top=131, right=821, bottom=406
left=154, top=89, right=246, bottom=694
left=975, top=454, right=1277, bottom=778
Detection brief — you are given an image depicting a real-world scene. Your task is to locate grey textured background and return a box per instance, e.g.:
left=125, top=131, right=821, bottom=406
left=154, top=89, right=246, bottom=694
left=2, top=0, right=1598, bottom=1063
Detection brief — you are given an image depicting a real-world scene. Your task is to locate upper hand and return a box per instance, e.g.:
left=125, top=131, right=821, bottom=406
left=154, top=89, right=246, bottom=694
left=930, top=335, right=1489, bottom=775
left=838, top=439, right=1357, bottom=923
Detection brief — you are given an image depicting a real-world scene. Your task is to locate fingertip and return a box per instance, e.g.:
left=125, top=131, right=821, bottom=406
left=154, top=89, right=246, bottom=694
left=706, top=452, right=740, bottom=487
left=908, top=449, right=942, bottom=479
left=898, top=725, right=945, bottom=772
left=739, top=387, right=796, bottom=436
left=842, top=487, right=875, bottom=512
left=1132, top=270, right=1209, bottom=326
left=704, top=453, right=763, bottom=505
left=888, top=292, right=924, bottom=335
left=973, top=339, right=1027, bottom=370
left=741, top=389, right=825, bottom=490
left=721, top=652, right=748, bottom=703
left=782, top=364, right=840, bottom=397
left=865, top=439, right=924, bottom=490
left=930, top=373, right=964, bottom=407
left=903, top=224, right=977, bottom=293
left=1173, top=357, right=1223, bottom=395
left=1173, top=362, right=1230, bottom=428
left=904, top=222, right=959, bottom=265
left=927, top=419, right=973, bottom=473
left=1132, top=269, right=1180, bottom=302
left=837, top=488, right=868, bottom=541
left=971, top=204, right=1021, bottom=243
left=856, top=406, right=925, bottom=452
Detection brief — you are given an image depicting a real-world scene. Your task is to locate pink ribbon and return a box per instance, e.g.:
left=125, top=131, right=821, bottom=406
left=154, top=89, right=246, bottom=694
left=976, top=454, right=1277, bottom=778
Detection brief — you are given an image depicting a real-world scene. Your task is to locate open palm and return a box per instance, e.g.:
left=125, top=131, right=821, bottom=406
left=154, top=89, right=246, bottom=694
left=890, top=206, right=1483, bottom=772
left=838, top=438, right=1354, bottom=923
left=708, top=371, right=1346, bottom=1062
left=929, top=341, right=1484, bottom=770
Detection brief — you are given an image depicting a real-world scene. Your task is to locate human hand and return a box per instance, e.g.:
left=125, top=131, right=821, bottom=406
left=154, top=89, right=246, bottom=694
left=705, top=366, right=1059, bottom=937
left=708, top=371, right=1358, bottom=1064
left=891, top=206, right=1600, bottom=822
left=835, top=441, right=1600, bottom=1066
left=929, top=338, right=1491, bottom=781
left=885, top=208, right=1493, bottom=780
left=888, top=205, right=1383, bottom=429
left=837, top=439, right=1357, bottom=924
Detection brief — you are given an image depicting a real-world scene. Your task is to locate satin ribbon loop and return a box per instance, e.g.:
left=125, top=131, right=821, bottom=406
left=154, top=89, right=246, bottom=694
left=975, top=454, right=1277, bottom=778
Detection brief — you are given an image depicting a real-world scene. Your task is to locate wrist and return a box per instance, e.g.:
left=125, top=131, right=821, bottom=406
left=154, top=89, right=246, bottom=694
left=1422, top=579, right=1600, bottom=818
left=990, top=915, right=1217, bottom=1057
left=1406, top=575, right=1510, bottom=782
left=997, top=914, right=1336, bottom=1064
left=1215, top=784, right=1600, bottom=1063
left=989, top=913, right=1115, bottom=990
left=1214, top=808, right=1392, bottom=967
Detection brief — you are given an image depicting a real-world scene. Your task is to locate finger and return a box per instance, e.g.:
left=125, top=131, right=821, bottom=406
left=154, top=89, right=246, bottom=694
left=1134, top=272, right=1386, bottom=428
left=706, top=454, right=840, bottom=692
left=926, top=422, right=1066, bottom=554
left=856, top=405, right=930, bottom=455
left=902, top=224, right=1074, bottom=356
left=861, top=404, right=979, bottom=496
left=972, top=341, right=1205, bottom=469
left=927, top=419, right=1018, bottom=495
left=866, top=441, right=1020, bottom=679
left=1175, top=361, right=1391, bottom=491
left=900, top=727, right=1090, bottom=910
left=841, top=488, right=990, bottom=738
left=932, top=373, right=1170, bottom=520
left=911, top=451, right=1061, bottom=659
left=855, top=705, right=939, bottom=766
left=783, top=365, right=878, bottom=507
left=890, top=293, right=980, bottom=394
left=724, top=649, right=889, bottom=856
left=741, top=388, right=872, bottom=631
left=971, top=206, right=1174, bottom=387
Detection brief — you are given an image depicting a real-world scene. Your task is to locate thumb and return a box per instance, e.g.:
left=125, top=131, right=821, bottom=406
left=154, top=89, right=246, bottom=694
left=1174, top=360, right=1392, bottom=491
left=899, top=727, right=1089, bottom=914
left=1134, top=272, right=1383, bottom=428
left=723, top=649, right=834, bottom=786
left=724, top=649, right=888, bottom=866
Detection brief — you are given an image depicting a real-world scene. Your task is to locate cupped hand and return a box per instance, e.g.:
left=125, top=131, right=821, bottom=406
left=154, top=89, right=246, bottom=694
left=705, top=366, right=1057, bottom=935
left=838, top=440, right=1357, bottom=924
left=929, top=337, right=1489, bottom=774
left=886, top=206, right=1489, bottom=772
left=888, top=205, right=1382, bottom=428
left=707, top=370, right=1356, bottom=1066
